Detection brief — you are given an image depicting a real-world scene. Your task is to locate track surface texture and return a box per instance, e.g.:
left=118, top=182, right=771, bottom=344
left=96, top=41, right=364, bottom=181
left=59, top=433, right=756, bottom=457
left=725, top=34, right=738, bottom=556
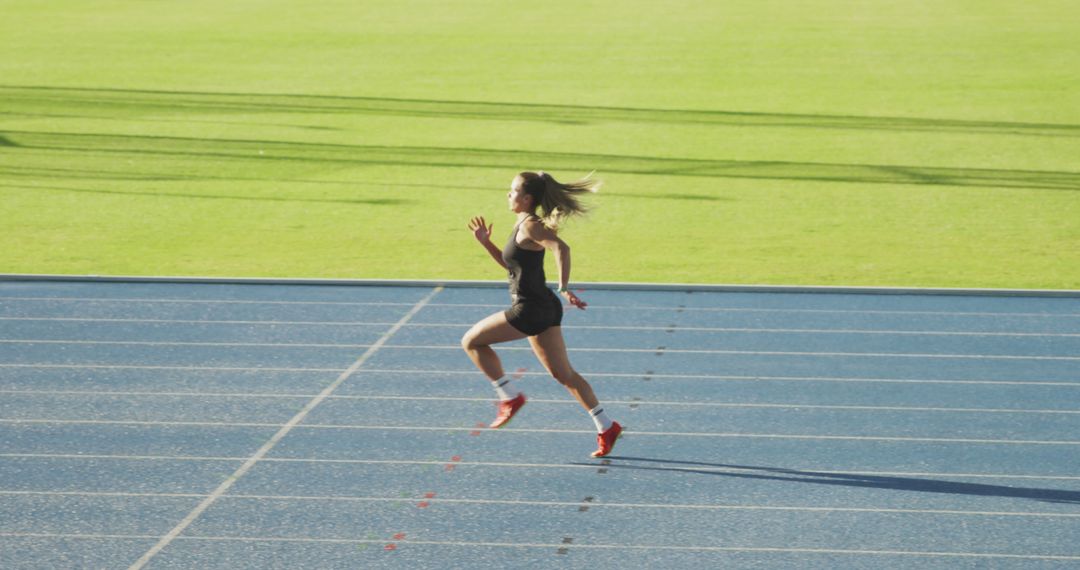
left=1, top=279, right=1079, bottom=569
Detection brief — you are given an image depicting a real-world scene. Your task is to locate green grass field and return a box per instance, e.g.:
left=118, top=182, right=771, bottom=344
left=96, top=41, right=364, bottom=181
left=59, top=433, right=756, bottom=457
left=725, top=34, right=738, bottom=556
left=2, top=1, right=1078, bottom=288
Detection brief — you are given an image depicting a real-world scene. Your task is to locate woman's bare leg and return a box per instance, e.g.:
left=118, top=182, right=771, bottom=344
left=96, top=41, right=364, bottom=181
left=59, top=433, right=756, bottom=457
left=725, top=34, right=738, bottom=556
left=461, top=312, right=528, bottom=381
left=527, top=326, right=599, bottom=410
left=462, top=312, right=531, bottom=427
left=529, top=325, right=621, bottom=456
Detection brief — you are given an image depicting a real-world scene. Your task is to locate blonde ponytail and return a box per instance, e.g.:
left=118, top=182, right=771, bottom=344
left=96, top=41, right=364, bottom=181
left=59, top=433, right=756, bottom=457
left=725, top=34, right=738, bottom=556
left=519, top=171, right=600, bottom=230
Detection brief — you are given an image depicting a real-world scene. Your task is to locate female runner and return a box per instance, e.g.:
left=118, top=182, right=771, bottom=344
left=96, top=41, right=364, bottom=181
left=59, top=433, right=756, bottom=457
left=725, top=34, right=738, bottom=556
left=462, top=171, right=622, bottom=458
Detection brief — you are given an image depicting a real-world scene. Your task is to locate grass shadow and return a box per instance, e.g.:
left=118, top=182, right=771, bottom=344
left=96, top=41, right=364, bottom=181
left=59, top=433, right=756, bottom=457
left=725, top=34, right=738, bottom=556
left=2, top=110, right=344, bottom=132
left=5, top=130, right=1079, bottom=192
left=0, top=165, right=491, bottom=192
left=0, top=182, right=414, bottom=206
left=3, top=85, right=1080, bottom=138
left=614, top=192, right=732, bottom=202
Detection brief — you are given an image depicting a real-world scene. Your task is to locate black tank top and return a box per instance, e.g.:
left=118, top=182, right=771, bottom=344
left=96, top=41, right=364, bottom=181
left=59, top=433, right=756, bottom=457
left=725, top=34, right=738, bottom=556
left=502, top=216, right=556, bottom=303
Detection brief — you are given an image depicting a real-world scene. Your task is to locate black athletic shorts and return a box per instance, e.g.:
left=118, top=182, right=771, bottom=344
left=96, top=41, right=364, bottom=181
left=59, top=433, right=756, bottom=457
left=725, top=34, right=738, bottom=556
left=504, top=297, right=563, bottom=336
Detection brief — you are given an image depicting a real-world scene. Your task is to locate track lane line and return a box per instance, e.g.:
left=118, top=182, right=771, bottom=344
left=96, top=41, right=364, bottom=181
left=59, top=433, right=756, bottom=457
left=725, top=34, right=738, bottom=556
left=5, top=418, right=1080, bottom=446
left=3, top=364, right=1078, bottom=387
left=4, top=295, right=1080, bottom=317
left=0, top=339, right=374, bottom=348
left=124, top=286, right=442, bottom=570
left=4, top=532, right=1080, bottom=560
left=4, top=389, right=1080, bottom=415
left=4, top=316, right=1078, bottom=337
left=4, top=340, right=1079, bottom=360
left=0, top=296, right=417, bottom=307
left=3, top=490, right=1078, bottom=518
left=382, top=344, right=1080, bottom=361
left=5, top=452, right=1080, bottom=481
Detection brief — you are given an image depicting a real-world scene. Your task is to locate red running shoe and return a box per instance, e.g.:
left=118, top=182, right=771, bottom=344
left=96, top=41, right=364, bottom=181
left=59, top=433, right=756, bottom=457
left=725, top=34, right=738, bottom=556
left=489, top=394, right=526, bottom=429
left=591, top=421, right=623, bottom=458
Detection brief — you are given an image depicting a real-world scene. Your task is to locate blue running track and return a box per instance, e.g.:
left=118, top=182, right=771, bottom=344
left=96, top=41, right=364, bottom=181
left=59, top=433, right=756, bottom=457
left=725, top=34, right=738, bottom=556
left=1, top=278, right=1079, bottom=569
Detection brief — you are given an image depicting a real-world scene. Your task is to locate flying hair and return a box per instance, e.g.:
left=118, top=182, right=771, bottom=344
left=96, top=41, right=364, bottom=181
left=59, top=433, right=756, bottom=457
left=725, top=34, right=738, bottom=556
left=518, top=170, right=601, bottom=230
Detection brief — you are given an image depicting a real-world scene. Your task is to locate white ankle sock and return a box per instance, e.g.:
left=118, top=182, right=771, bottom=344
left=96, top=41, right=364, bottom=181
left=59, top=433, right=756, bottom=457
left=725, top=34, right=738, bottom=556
left=492, top=378, right=520, bottom=401
left=589, top=405, right=614, bottom=433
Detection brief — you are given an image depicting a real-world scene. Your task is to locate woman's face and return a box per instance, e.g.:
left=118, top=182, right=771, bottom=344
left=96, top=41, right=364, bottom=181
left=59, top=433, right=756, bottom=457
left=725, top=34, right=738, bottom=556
left=508, top=177, right=532, bottom=213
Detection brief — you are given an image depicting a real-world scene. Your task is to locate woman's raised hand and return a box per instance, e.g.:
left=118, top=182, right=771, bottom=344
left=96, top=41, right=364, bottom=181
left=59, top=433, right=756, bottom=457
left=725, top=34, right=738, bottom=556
left=468, top=216, right=494, bottom=244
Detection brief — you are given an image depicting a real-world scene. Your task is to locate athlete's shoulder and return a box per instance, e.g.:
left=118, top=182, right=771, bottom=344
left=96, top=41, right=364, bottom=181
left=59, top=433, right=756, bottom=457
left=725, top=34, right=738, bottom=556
left=521, top=217, right=554, bottom=237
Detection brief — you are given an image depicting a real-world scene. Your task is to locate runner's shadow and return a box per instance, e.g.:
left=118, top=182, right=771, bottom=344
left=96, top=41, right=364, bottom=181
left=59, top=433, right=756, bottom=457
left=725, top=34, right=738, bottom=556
left=588, top=456, right=1080, bottom=505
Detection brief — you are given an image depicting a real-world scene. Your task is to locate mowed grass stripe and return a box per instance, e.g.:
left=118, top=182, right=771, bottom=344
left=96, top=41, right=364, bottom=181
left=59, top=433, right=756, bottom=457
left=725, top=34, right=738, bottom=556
left=6, top=130, right=1080, bottom=191
left=5, top=85, right=1080, bottom=137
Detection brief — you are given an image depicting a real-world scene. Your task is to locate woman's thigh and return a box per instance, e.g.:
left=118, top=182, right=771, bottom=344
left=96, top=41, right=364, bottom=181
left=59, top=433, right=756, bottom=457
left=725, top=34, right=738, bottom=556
left=527, top=326, right=573, bottom=379
left=463, top=311, right=529, bottom=347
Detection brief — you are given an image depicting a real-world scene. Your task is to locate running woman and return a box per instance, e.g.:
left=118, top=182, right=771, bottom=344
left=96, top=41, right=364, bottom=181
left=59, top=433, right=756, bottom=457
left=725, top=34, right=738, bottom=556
left=462, top=171, right=622, bottom=458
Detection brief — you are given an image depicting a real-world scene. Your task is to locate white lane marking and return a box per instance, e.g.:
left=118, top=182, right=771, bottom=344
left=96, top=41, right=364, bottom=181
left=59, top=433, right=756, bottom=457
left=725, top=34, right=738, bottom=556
left=125, top=286, right=442, bottom=570
left=2, top=490, right=1077, bottom=519
left=0, top=531, right=157, bottom=540
left=389, top=369, right=1080, bottom=387
left=5, top=452, right=1080, bottom=481
left=0, top=296, right=416, bottom=307
left=592, top=306, right=1080, bottom=318
left=383, top=343, right=1080, bottom=361
left=3, top=532, right=1080, bottom=560
left=3, top=295, right=1080, bottom=317
left=493, top=324, right=1080, bottom=337
left=4, top=389, right=1079, bottom=415
left=179, top=538, right=1080, bottom=560
left=4, top=418, right=1079, bottom=446
left=3, top=316, right=1077, bottom=337
left=2, top=363, right=1078, bottom=387
left=3, top=339, right=1078, bottom=360
left=0, top=490, right=203, bottom=498
left=0, top=339, right=374, bottom=348
left=0, top=389, right=309, bottom=399
left=0, top=317, right=393, bottom=326
left=0, top=363, right=343, bottom=372
left=356, top=368, right=1080, bottom=387
left=310, top=425, right=1080, bottom=446
left=0, top=419, right=280, bottom=427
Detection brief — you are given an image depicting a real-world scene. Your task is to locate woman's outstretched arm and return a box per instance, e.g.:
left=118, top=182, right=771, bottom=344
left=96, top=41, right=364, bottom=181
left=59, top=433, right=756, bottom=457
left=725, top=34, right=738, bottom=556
left=468, top=216, right=508, bottom=270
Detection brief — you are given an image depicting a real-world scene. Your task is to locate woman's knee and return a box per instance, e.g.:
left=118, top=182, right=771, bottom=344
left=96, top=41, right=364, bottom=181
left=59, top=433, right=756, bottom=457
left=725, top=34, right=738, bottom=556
left=551, top=367, right=577, bottom=385
left=461, top=329, right=489, bottom=352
